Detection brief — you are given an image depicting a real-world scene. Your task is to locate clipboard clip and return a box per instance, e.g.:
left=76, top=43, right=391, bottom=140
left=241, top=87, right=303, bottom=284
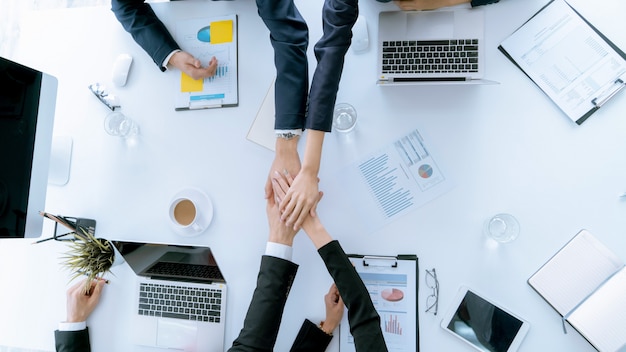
left=362, top=255, right=398, bottom=268
left=591, top=78, right=626, bottom=108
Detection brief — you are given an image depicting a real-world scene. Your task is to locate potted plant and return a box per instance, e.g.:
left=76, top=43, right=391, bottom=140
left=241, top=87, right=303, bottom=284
left=61, top=228, right=115, bottom=294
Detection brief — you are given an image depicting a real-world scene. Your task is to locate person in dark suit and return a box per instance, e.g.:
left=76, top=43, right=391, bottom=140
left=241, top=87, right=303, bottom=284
left=258, top=0, right=359, bottom=233
left=380, top=0, right=500, bottom=11
left=54, top=278, right=106, bottom=352
left=111, top=0, right=218, bottom=80
left=229, top=170, right=387, bottom=351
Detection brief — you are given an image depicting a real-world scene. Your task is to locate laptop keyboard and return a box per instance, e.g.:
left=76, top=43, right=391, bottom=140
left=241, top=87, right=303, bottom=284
left=144, top=261, right=225, bottom=281
left=381, top=39, right=479, bottom=74
left=138, top=282, right=222, bottom=323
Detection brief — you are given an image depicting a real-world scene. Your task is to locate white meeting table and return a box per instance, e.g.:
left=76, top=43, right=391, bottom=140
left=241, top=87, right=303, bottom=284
left=1, top=0, right=626, bottom=351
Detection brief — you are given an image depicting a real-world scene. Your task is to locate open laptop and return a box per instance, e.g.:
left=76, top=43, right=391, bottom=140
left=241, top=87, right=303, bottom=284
left=377, top=8, right=496, bottom=85
left=114, top=241, right=227, bottom=352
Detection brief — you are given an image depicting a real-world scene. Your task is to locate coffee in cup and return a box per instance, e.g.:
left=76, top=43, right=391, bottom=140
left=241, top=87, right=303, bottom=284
left=173, top=199, right=196, bottom=226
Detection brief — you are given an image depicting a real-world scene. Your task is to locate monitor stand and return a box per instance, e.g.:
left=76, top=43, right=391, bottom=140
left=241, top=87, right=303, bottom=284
left=48, top=136, right=73, bottom=186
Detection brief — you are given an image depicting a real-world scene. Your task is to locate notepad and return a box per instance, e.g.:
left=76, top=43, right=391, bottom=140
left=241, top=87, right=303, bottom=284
left=174, top=14, right=238, bottom=110
left=499, top=0, right=626, bottom=125
left=528, top=229, right=626, bottom=352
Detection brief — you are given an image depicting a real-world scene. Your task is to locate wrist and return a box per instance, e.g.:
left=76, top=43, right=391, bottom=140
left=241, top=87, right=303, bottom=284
left=319, top=321, right=334, bottom=336
left=275, top=137, right=299, bottom=155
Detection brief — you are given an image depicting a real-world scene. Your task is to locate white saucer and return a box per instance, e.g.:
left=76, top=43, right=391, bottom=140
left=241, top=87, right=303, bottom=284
left=169, top=188, right=213, bottom=237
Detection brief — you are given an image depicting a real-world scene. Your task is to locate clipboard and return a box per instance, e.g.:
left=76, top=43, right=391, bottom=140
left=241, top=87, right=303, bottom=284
left=174, top=14, right=239, bottom=110
left=498, top=0, right=626, bottom=125
left=340, top=253, right=419, bottom=352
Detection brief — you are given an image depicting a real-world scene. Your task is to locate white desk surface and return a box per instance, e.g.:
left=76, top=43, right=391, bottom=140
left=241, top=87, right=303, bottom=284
left=1, top=0, right=626, bottom=351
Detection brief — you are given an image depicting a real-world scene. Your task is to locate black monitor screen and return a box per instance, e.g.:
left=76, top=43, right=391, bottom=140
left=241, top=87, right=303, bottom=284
left=0, top=57, right=54, bottom=238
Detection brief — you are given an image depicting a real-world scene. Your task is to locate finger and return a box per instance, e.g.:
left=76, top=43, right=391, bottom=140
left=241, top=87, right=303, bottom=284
left=265, top=177, right=273, bottom=199
left=281, top=193, right=299, bottom=222
left=288, top=201, right=307, bottom=229
left=90, top=279, right=105, bottom=299
left=282, top=169, right=295, bottom=186
left=271, top=179, right=285, bottom=204
left=272, top=171, right=290, bottom=196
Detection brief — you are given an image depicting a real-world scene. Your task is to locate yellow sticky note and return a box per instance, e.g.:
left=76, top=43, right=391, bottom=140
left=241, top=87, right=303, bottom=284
left=181, top=72, right=203, bottom=92
left=210, top=20, right=233, bottom=44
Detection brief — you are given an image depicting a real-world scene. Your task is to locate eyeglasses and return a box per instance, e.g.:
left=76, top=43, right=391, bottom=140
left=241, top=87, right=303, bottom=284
left=425, top=268, right=439, bottom=315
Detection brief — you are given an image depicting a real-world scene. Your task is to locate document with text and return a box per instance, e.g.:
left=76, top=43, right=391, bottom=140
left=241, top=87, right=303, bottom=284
left=335, top=129, right=453, bottom=232
left=341, top=255, right=418, bottom=352
left=499, top=0, right=626, bottom=124
left=174, top=14, right=238, bottom=110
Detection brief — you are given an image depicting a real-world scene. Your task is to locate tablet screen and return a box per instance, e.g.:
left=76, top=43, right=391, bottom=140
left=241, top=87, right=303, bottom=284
left=445, top=290, right=524, bottom=352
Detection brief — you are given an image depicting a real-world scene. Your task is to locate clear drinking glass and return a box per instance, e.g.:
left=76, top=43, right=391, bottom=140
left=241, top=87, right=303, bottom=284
left=104, top=111, right=137, bottom=138
left=484, top=213, right=520, bottom=243
left=332, top=103, right=357, bottom=132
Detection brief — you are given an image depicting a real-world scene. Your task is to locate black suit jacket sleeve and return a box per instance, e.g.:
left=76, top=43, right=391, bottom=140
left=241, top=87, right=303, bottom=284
left=306, top=0, right=358, bottom=132
left=290, top=319, right=332, bottom=351
left=111, top=0, right=180, bottom=71
left=54, top=328, right=91, bottom=352
left=228, top=255, right=299, bottom=352
left=318, top=240, right=388, bottom=352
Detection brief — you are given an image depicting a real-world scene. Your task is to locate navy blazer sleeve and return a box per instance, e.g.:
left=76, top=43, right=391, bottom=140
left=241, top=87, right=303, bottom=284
left=111, top=0, right=180, bottom=71
left=306, top=0, right=358, bottom=132
left=290, top=319, right=333, bottom=351
left=318, top=241, right=388, bottom=352
left=228, top=256, right=299, bottom=352
left=257, top=0, right=310, bottom=131
left=54, top=328, right=91, bottom=352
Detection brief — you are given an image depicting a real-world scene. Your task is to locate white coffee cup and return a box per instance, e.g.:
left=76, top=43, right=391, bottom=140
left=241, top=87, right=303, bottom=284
left=169, top=196, right=207, bottom=233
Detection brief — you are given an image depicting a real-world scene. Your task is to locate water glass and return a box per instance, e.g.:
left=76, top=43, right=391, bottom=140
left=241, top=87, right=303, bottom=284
left=484, top=213, right=520, bottom=243
left=104, top=111, right=137, bottom=138
left=333, top=103, right=357, bottom=132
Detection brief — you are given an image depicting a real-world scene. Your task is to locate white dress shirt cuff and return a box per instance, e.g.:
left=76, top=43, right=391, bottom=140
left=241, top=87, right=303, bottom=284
left=58, top=321, right=87, bottom=331
left=162, top=49, right=182, bottom=70
left=265, top=242, right=293, bottom=262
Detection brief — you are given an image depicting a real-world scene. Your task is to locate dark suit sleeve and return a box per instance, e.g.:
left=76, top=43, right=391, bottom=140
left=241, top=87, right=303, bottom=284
left=228, top=256, right=299, bottom=352
left=306, top=0, right=358, bottom=132
left=54, top=328, right=91, bottom=352
left=111, top=0, right=180, bottom=71
left=318, top=241, right=388, bottom=352
left=256, top=0, right=309, bottom=131
left=289, top=319, right=332, bottom=352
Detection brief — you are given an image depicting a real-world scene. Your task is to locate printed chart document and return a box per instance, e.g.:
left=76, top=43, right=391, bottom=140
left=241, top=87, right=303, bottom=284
left=499, top=0, right=626, bottom=125
left=335, top=129, right=453, bottom=232
left=174, top=14, right=238, bottom=110
left=528, top=229, right=626, bottom=352
left=341, top=254, right=418, bottom=352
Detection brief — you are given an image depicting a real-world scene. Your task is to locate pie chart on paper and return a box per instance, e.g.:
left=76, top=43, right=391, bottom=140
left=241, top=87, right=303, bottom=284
left=381, top=288, right=405, bottom=302
left=418, top=164, right=433, bottom=178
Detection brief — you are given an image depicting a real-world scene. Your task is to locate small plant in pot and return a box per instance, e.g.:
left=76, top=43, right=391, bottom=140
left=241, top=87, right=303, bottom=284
left=61, top=228, right=114, bottom=294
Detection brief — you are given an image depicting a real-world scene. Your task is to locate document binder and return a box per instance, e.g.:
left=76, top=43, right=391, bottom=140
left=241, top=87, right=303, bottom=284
left=340, top=253, right=419, bottom=351
left=499, top=0, right=626, bottom=125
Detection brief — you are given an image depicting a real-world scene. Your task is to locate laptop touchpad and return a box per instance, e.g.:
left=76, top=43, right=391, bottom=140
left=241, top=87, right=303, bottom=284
left=407, top=11, right=454, bottom=39
left=157, top=319, right=198, bottom=350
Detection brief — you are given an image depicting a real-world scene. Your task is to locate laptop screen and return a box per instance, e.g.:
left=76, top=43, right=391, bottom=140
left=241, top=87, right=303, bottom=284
left=113, top=241, right=225, bottom=283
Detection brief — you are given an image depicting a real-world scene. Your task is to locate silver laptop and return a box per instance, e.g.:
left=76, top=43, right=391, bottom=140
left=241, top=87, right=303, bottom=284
left=114, top=241, right=227, bottom=352
left=377, top=8, right=496, bottom=85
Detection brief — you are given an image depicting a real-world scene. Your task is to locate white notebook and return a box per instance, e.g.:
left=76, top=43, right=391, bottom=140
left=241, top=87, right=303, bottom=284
left=528, top=229, right=626, bottom=352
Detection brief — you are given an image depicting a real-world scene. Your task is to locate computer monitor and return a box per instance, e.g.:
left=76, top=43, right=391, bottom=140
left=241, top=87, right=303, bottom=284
left=0, top=56, right=57, bottom=238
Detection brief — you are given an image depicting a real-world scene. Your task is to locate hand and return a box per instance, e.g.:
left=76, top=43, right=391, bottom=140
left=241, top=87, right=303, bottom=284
left=271, top=169, right=321, bottom=228
left=393, top=0, right=470, bottom=11
left=267, top=185, right=299, bottom=246
left=66, top=278, right=106, bottom=323
left=278, top=169, right=320, bottom=230
left=265, top=138, right=301, bottom=202
left=322, top=284, right=344, bottom=333
left=168, top=51, right=218, bottom=80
